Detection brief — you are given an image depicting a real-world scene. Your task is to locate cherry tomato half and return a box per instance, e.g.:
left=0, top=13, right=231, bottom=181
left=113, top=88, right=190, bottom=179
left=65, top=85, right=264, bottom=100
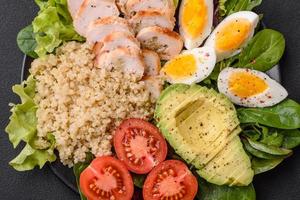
left=114, top=118, right=168, bottom=174
left=143, top=160, right=198, bottom=200
left=80, top=156, right=134, bottom=200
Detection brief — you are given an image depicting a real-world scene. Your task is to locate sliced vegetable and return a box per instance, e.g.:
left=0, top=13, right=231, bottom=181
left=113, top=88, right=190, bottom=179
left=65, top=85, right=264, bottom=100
left=114, top=118, right=167, bottom=174
left=252, top=157, right=285, bottom=174
left=31, top=0, right=84, bottom=56
left=238, top=99, right=300, bottom=129
left=238, top=29, right=285, bottom=71
left=5, top=76, right=57, bottom=171
left=16, top=25, right=38, bottom=58
left=80, top=156, right=134, bottom=200
left=196, top=176, right=256, bottom=200
left=73, top=153, right=94, bottom=200
left=246, top=138, right=292, bottom=156
left=143, top=160, right=198, bottom=200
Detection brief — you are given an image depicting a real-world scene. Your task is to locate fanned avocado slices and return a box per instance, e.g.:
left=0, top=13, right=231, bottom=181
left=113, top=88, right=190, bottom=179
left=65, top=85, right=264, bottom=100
left=155, top=84, right=254, bottom=186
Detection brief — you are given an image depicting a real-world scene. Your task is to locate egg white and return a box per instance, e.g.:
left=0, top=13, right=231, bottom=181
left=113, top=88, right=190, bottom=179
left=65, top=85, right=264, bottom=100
left=218, top=67, right=288, bottom=107
left=162, top=47, right=216, bottom=84
left=205, top=11, right=259, bottom=62
left=179, top=0, right=214, bottom=49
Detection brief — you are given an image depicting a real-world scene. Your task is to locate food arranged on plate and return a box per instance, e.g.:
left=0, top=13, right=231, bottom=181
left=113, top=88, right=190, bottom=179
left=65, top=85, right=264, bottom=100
left=8, top=0, right=300, bottom=199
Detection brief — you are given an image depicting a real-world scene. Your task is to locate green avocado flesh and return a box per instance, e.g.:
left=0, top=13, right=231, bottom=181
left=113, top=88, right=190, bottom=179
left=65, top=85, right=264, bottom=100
left=155, top=84, right=254, bottom=186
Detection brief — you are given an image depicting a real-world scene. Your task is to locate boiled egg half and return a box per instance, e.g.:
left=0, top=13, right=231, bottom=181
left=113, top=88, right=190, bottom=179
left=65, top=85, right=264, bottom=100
left=218, top=67, right=288, bottom=107
left=205, top=11, right=259, bottom=62
left=179, top=0, right=214, bottom=49
left=161, top=47, right=216, bottom=84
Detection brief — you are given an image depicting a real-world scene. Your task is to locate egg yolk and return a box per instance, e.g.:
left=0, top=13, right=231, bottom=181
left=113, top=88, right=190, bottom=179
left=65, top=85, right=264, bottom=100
left=229, top=72, right=269, bottom=98
left=215, top=18, right=251, bottom=52
left=162, top=54, right=197, bottom=78
left=182, top=0, right=208, bottom=38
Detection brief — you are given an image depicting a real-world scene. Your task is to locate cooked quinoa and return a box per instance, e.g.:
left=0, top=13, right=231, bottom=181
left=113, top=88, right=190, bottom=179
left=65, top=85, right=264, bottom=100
left=30, top=42, right=155, bottom=166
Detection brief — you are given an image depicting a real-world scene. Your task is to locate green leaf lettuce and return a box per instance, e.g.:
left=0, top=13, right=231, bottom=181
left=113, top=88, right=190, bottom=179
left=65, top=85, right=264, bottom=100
left=32, top=0, right=84, bottom=57
left=5, top=76, right=56, bottom=171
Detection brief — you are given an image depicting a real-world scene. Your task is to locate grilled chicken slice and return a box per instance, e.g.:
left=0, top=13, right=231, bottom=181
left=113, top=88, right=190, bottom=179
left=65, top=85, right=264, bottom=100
left=95, top=47, right=145, bottom=79
left=116, top=0, right=128, bottom=14
left=142, top=49, right=161, bottom=76
left=93, top=32, right=140, bottom=56
left=129, top=10, right=175, bottom=33
left=73, top=0, right=119, bottom=36
left=86, top=16, right=133, bottom=43
left=67, top=0, right=84, bottom=18
left=125, top=0, right=175, bottom=17
left=137, top=26, right=183, bottom=60
left=143, top=75, right=163, bottom=99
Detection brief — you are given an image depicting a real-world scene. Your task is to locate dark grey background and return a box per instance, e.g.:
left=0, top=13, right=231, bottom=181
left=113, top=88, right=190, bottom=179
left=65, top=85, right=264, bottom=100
left=0, top=0, right=300, bottom=199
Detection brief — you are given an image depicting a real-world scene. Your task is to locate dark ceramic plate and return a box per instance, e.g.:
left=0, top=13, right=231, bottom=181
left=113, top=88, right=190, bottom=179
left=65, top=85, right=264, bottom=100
left=21, top=54, right=282, bottom=195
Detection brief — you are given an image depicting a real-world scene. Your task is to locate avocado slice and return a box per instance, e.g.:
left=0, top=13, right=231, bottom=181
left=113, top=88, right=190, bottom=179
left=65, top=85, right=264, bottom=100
left=155, top=84, right=254, bottom=186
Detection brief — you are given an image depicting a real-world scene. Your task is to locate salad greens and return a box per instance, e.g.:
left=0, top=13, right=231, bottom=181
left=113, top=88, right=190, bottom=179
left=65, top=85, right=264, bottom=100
left=218, top=0, right=262, bottom=17
left=280, top=129, right=300, bottom=149
left=132, top=174, right=146, bottom=188
left=20, top=0, right=84, bottom=57
left=73, top=153, right=94, bottom=200
left=5, top=76, right=56, bottom=171
left=17, top=25, right=38, bottom=58
left=238, top=99, right=300, bottom=129
left=246, top=138, right=291, bottom=156
left=251, top=157, right=285, bottom=174
left=196, top=176, right=256, bottom=200
left=237, top=29, right=285, bottom=71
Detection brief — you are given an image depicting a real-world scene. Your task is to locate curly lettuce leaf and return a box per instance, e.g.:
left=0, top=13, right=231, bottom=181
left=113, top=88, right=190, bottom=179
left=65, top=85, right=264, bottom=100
left=6, top=76, right=37, bottom=148
left=32, top=0, right=84, bottom=56
left=9, top=134, right=56, bottom=171
left=6, top=76, right=57, bottom=171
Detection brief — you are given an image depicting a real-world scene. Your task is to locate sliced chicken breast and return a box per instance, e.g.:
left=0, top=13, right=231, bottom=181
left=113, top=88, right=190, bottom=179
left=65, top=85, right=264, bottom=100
left=143, top=76, right=163, bottom=99
left=86, top=16, right=133, bottom=43
left=67, top=0, right=84, bottom=18
left=95, top=47, right=145, bottom=79
left=142, top=49, right=161, bottom=76
left=93, top=32, right=140, bottom=56
left=129, top=10, right=175, bottom=33
left=125, top=0, right=175, bottom=17
left=73, top=0, right=119, bottom=36
left=137, top=26, right=183, bottom=60
left=116, top=0, right=128, bottom=14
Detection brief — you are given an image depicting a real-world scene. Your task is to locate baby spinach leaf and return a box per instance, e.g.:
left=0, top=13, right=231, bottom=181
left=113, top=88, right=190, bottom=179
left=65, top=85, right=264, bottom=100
left=73, top=153, right=94, bottom=200
left=17, top=25, right=38, bottom=58
left=260, top=129, right=284, bottom=147
left=280, top=129, right=300, bottom=149
left=132, top=174, right=146, bottom=188
left=242, top=138, right=285, bottom=159
left=242, top=129, right=261, bottom=141
left=246, top=138, right=291, bottom=156
left=196, top=176, right=256, bottom=200
left=237, top=29, right=285, bottom=71
left=252, top=157, right=285, bottom=174
left=238, top=99, right=300, bottom=129
left=219, top=0, right=262, bottom=17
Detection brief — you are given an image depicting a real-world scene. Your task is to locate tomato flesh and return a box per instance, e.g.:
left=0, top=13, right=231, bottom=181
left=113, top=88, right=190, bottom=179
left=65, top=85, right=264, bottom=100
left=143, top=160, right=198, bottom=200
left=114, top=118, right=168, bottom=174
left=80, top=156, right=134, bottom=200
